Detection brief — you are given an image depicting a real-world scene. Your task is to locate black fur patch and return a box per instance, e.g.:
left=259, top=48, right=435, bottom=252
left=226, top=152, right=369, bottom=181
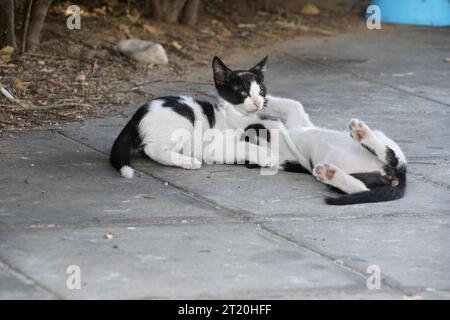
left=215, top=72, right=266, bottom=105
left=110, top=102, right=150, bottom=171
left=212, top=56, right=267, bottom=107
left=244, top=123, right=271, bottom=143
left=325, top=185, right=406, bottom=205
left=197, top=100, right=216, bottom=128
left=326, top=164, right=407, bottom=205
left=243, top=123, right=270, bottom=169
left=385, top=147, right=399, bottom=167
left=281, top=161, right=311, bottom=174
left=351, top=171, right=393, bottom=189
left=160, top=96, right=195, bottom=126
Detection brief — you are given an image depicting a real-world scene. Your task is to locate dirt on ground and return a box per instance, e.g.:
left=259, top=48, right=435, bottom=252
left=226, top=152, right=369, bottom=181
left=0, top=0, right=365, bottom=135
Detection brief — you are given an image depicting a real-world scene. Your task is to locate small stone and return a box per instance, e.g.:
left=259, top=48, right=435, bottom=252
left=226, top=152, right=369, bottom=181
left=118, top=39, right=168, bottom=65
left=301, top=4, right=320, bottom=16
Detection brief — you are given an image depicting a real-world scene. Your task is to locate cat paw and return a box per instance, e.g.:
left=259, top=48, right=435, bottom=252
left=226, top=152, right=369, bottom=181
left=313, top=163, right=336, bottom=182
left=348, top=119, right=369, bottom=142
left=380, top=166, right=399, bottom=187
left=181, top=158, right=202, bottom=170
left=258, top=154, right=279, bottom=168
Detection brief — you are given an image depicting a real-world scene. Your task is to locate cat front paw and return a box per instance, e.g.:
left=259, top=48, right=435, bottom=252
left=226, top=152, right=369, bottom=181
left=348, top=119, right=370, bottom=142
left=181, top=158, right=202, bottom=170
left=313, top=163, right=336, bottom=182
left=256, top=153, right=279, bottom=168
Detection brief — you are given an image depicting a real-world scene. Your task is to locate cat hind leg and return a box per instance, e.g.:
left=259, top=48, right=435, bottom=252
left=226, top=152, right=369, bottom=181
left=347, top=119, right=406, bottom=168
left=313, top=163, right=369, bottom=194
left=143, top=144, right=202, bottom=170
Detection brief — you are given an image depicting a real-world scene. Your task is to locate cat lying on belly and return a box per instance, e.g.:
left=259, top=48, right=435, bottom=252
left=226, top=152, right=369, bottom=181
left=247, top=91, right=408, bottom=205
left=110, top=56, right=280, bottom=178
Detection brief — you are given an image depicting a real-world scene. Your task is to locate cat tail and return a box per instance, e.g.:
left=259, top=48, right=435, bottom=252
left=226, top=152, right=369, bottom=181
left=325, top=166, right=407, bottom=205
left=110, top=104, right=149, bottom=178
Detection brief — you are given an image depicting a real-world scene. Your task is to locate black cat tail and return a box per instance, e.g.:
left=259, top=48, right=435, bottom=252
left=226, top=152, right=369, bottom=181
left=325, top=166, right=407, bottom=205
left=110, top=104, right=149, bottom=178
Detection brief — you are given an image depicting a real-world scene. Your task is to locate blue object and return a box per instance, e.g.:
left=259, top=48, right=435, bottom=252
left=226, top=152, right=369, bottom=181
left=371, top=0, right=450, bottom=26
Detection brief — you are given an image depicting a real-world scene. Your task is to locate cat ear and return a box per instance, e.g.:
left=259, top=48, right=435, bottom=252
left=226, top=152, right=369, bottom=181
left=212, top=56, right=231, bottom=85
left=250, top=55, right=268, bottom=77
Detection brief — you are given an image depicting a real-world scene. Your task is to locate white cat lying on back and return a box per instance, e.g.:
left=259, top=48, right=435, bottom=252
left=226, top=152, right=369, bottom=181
left=250, top=91, right=407, bottom=205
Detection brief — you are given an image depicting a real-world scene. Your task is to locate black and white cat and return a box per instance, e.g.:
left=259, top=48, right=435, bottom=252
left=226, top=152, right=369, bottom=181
left=110, top=56, right=280, bottom=178
left=249, top=96, right=408, bottom=205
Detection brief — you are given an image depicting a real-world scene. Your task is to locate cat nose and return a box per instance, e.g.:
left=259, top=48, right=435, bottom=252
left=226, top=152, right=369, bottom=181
left=252, top=100, right=262, bottom=109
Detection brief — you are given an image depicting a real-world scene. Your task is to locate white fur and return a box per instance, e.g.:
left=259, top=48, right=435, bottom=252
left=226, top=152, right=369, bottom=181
left=134, top=95, right=276, bottom=171
left=248, top=81, right=264, bottom=111
left=258, top=97, right=406, bottom=194
left=313, top=163, right=369, bottom=194
left=120, top=165, right=134, bottom=179
left=263, top=95, right=313, bottom=128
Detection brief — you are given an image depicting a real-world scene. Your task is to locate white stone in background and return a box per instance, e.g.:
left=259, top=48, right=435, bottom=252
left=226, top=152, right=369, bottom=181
left=117, top=39, right=168, bottom=65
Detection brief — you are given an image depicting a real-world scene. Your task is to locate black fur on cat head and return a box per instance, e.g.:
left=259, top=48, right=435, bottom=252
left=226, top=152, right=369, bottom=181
left=212, top=56, right=268, bottom=113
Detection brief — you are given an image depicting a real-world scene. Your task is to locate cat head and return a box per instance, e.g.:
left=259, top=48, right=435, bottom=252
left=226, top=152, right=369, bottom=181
left=212, top=56, right=268, bottom=114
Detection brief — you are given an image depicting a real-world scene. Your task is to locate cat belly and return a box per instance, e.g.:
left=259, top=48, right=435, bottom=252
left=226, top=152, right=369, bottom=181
left=291, top=128, right=384, bottom=174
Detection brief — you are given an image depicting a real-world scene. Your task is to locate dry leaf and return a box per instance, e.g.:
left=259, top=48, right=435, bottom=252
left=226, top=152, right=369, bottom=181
left=127, top=9, right=141, bottom=24
left=171, top=41, right=183, bottom=51
left=0, top=63, right=17, bottom=68
left=142, top=23, right=160, bottom=35
left=105, top=233, right=114, bottom=240
left=75, top=72, right=86, bottom=81
left=105, top=232, right=126, bottom=240
left=217, top=26, right=232, bottom=37
left=118, top=24, right=132, bottom=38
left=275, top=19, right=297, bottom=29
left=238, top=23, right=256, bottom=29
left=93, top=7, right=107, bottom=15
left=0, top=46, right=14, bottom=55
left=444, top=57, right=450, bottom=63
left=200, top=28, right=215, bottom=36
left=301, top=4, right=320, bottom=16
left=0, top=46, right=14, bottom=63
left=14, top=78, right=29, bottom=91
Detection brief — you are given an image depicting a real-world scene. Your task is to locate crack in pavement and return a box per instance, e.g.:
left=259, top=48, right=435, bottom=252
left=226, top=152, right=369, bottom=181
left=0, top=259, right=61, bottom=300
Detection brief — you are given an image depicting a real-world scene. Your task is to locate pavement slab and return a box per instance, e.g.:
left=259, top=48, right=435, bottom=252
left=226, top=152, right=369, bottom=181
left=0, top=132, right=228, bottom=229
left=263, top=215, right=450, bottom=299
left=0, top=264, right=55, bottom=300
left=0, top=223, right=396, bottom=299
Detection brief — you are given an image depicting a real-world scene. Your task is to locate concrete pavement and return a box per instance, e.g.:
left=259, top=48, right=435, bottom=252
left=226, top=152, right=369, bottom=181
left=1, top=26, right=449, bottom=299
